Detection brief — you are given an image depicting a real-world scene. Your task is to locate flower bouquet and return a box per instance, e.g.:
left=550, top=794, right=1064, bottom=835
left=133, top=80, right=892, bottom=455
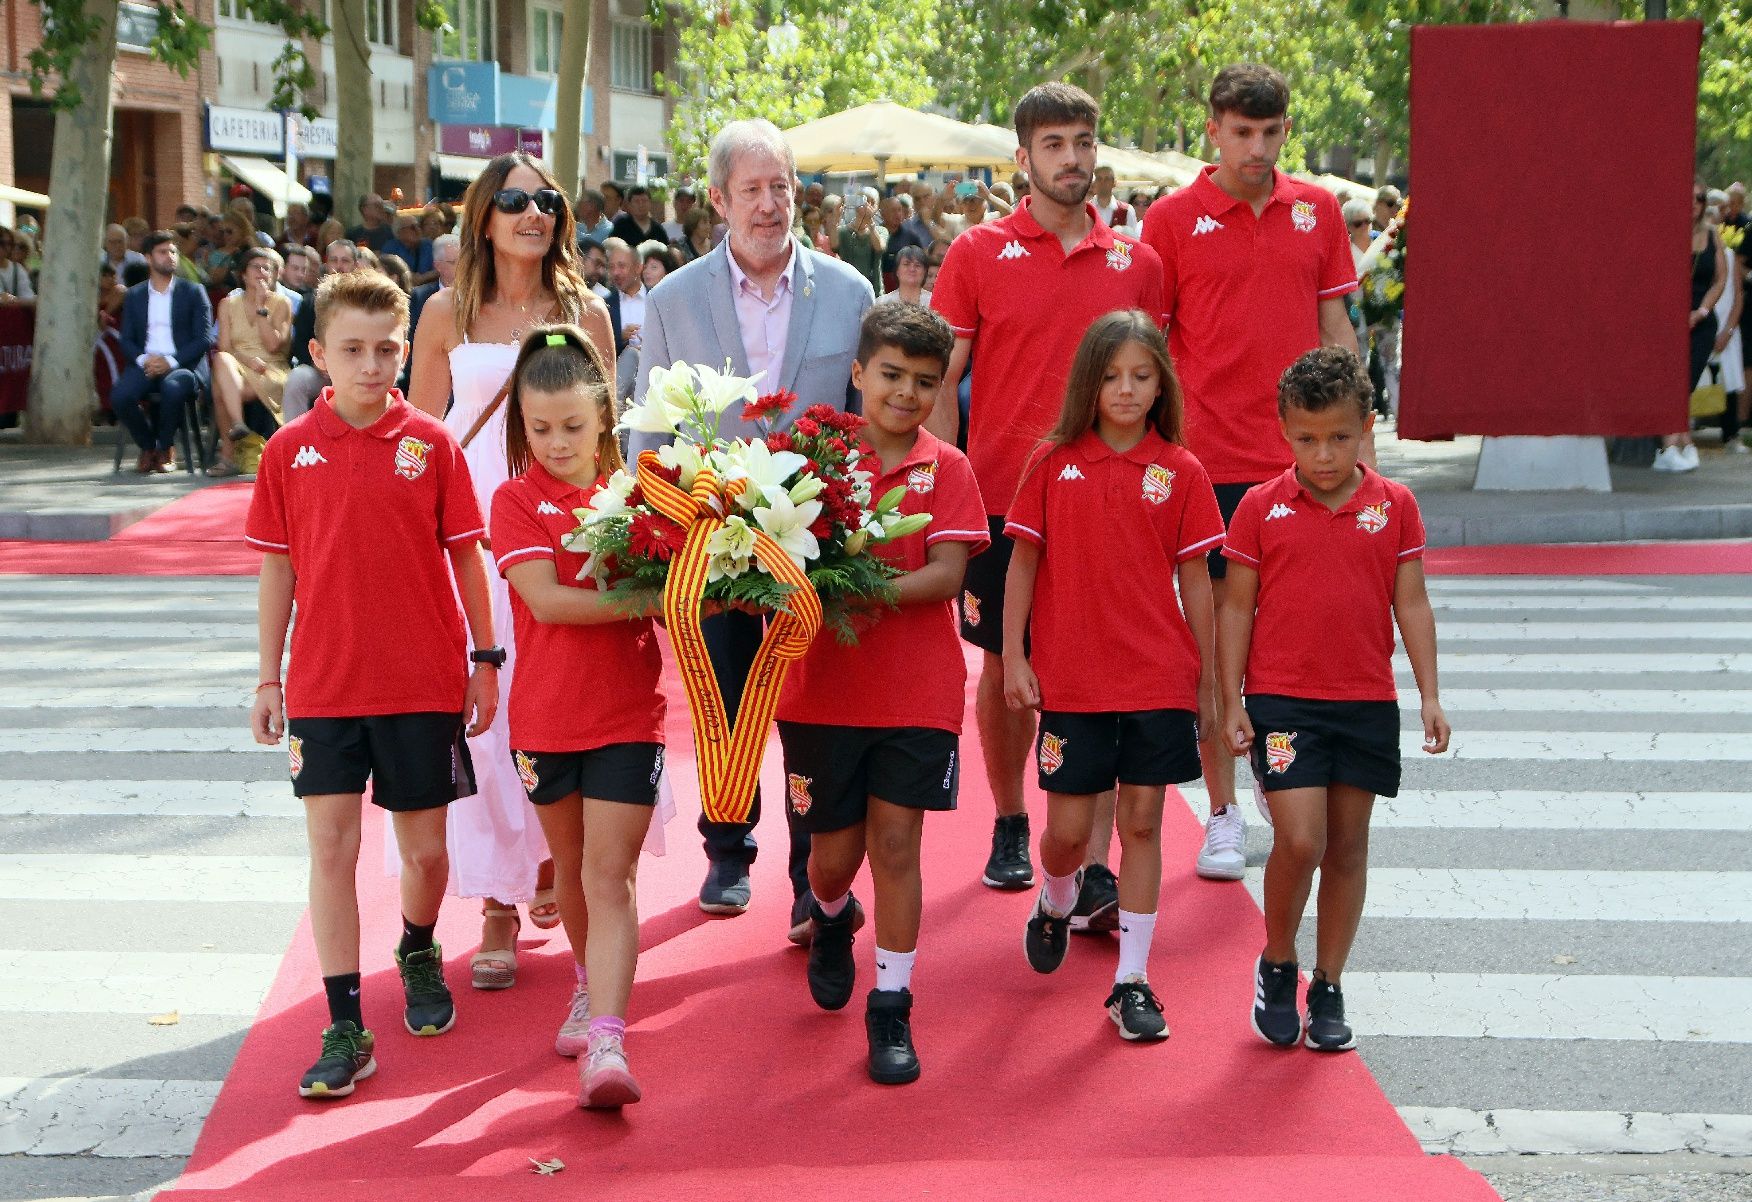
left=562, top=361, right=930, bottom=823
left=1360, top=198, right=1408, bottom=327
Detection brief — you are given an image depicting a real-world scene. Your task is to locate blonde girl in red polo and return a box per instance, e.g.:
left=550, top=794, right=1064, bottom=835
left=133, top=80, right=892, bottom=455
left=489, top=326, right=666, bottom=1109
left=1001, top=309, right=1225, bottom=1041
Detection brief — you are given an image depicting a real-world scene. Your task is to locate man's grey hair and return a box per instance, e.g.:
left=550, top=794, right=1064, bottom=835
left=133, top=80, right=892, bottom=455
left=600, top=236, right=633, bottom=257
left=432, top=233, right=461, bottom=257
left=708, top=119, right=796, bottom=193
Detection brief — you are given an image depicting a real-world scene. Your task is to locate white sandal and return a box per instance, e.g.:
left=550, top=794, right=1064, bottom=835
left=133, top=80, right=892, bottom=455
left=470, top=906, right=520, bottom=990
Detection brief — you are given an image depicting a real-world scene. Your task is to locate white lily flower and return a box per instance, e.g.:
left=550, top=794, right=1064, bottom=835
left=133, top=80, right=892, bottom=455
left=616, top=363, right=694, bottom=435
left=752, top=491, right=823, bottom=570
left=582, top=485, right=629, bottom=524
left=693, top=360, right=762, bottom=414
left=722, top=438, right=807, bottom=510
left=788, top=473, right=826, bottom=504
left=706, top=514, right=756, bottom=561
left=606, top=471, right=637, bottom=500
left=656, top=441, right=706, bottom=489
left=880, top=511, right=932, bottom=540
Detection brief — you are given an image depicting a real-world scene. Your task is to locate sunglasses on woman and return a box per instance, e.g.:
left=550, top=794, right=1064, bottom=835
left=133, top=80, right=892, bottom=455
left=492, top=187, right=566, bottom=217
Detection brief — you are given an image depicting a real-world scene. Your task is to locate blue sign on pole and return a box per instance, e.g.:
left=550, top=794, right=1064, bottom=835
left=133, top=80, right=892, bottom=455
left=427, top=62, right=500, bottom=125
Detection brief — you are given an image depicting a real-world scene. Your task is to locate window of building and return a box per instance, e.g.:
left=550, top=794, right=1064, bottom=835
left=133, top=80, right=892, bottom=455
left=366, top=0, right=398, bottom=49
left=529, top=3, right=564, bottom=76
left=611, top=151, right=669, bottom=183
left=434, top=0, right=495, bottom=62
left=611, top=19, right=653, bottom=93
left=215, top=0, right=266, bottom=21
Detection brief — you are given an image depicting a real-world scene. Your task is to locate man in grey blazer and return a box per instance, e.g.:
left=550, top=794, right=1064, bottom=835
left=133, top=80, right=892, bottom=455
left=631, top=118, right=874, bottom=940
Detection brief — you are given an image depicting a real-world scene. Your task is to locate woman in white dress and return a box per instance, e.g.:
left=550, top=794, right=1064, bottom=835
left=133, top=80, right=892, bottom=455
left=408, top=153, right=614, bottom=989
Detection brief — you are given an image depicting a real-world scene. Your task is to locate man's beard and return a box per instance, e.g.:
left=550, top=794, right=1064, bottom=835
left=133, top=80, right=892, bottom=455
left=1033, top=171, right=1091, bottom=208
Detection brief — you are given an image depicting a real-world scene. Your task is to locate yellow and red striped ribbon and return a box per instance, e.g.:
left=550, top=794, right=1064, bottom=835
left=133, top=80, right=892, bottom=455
left=637, top=450, right=823, bottom=824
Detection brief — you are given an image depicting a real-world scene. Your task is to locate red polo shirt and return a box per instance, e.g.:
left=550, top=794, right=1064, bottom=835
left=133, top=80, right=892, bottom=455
left=1142, top=167, right=1358, bottom=485
left=1222, top=466, right=1427, bottom=702
left=490, top=465, right=666, bottom=752
left=932, top=198, right=1164, bottom=514
left=245, top=390, right=485, bottom=719
left=1004, top=429, right=1224, bottom=713
left=778, top=429, right=988, bottom=733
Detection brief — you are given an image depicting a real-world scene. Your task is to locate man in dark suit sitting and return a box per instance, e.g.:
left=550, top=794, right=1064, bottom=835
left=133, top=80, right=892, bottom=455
left=112, top=231, right=214, bottom=472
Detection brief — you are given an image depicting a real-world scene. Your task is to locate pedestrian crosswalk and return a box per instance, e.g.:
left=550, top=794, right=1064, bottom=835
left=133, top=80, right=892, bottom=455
left=3, top=569, right=1750, bottom=1189
left=1184, top=570, right=1752, bottom=1156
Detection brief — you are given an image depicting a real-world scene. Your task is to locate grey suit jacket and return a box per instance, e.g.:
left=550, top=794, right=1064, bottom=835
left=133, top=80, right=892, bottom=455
left=629, top=236, right=874, bottom=456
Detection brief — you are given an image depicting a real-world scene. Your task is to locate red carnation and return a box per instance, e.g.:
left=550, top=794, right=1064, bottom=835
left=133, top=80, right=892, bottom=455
left=628, top=512, right=686, bottom=562
left=742, top=389, right=797, bottom=424
left=626, top=484, right=646, bottom=508
left=647, top=462, right=682, bottom=486
left=765, top=432, right=794, bottom=453
left=827, top=437, right=848, bottom=456
left=829, top=410, right=866, bottom=435
left=793, top=417, right=821, bottom=438
left=808, top=514, right=834, bottom=540
left=802, top=403, right=838, bottom=423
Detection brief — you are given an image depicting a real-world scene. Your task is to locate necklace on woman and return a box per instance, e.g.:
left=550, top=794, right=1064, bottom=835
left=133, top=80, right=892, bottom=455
left=494, top=294, right=554, bottom=341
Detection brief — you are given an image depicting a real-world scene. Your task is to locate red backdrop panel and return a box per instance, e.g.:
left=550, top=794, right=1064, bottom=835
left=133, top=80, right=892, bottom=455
left=1400, top=21, right=1701, bottom=440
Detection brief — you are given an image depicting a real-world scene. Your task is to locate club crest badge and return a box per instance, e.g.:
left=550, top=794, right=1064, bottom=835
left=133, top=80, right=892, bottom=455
left=1356, top=501, right=1391, bottom=534
left=394, top=436, right=433, bottom=480
left=907, top=463, right=937, bottom=494
left=1039, top=733, right=1067, bottom=775
left=288, top=736, right=304, bottom=780
left=515, top=750, right=539, bottom=793
left=787, top=773, right=814, bottom=816
left=1142, top=464, right=1176, bottom=505
left=962, top=590, right=981, bottom=628
left=1265, top=731, right=1298, bottom=774
left=1105, top=241, right=1134, bottom=272
left=1291, top=200, right=1317, bottom=233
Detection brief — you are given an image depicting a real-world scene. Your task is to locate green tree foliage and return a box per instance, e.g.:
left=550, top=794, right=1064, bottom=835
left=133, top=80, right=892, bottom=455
left=1663, top=0, right=1752, bottom=182
left=658, top=0, right=941, bottom=175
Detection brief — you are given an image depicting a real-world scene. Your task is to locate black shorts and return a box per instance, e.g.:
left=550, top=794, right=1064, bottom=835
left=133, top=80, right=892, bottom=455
left=1036, top=708, right=1201, bottom=796
left=1245, top=694, right=1402, bottom=798
left=776, top=721, right=958, bottom=834
left=959, top=515, right=1025, bottom=656
left=513, top=744, right=664, bottom=807
left=287, top=712, right=475, bottom=812
left=1210, top=483, right=1260, bottom=580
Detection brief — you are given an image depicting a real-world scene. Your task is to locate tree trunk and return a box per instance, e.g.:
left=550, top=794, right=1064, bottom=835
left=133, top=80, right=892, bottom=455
left=553, top=0, right=591, bottom=194
left=332, top=0, right=374, bottom=224
left=23, top=3, right=119, bottom=447
left=1373, top=131, right=1392, bottom=187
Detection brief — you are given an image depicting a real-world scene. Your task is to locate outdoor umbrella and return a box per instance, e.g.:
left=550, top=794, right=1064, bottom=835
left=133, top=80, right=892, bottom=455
left=0, top=184, right=50, bottom=208
left=784, top=102, right=1020, bottom=178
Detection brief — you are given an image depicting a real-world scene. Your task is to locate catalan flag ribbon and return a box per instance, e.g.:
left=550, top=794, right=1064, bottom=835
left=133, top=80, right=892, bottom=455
left=635, top=450, right=823, bottom=824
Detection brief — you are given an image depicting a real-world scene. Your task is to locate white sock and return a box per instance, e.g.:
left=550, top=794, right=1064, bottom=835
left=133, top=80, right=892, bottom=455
left=1042, top=870, right=1079, bottom=918
left=874, top=946, right=915, bottom=992
left=816, top=891, right=849, bottom=918
left=1115, top=909, right=1157, bottom=982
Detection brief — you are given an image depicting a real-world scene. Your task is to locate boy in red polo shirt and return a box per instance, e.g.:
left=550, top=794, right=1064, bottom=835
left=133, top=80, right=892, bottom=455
left=247, top=271, right=501, bottom=1100
left=778, top=303, right=988, bottom=1085
left=1141, top=63, right=1360, bottom=884
left=1217, top=347, right=1449, bottom=1054
left=930, top=80, right=1164, bottom=919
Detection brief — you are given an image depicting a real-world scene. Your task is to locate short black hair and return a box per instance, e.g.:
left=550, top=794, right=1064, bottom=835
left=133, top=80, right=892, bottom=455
left=142, top=230, right=177, bottom=255
left=1014, top=81, right=1100, bottom=152
left=1210, top=63, right=1290, bottom=120
left=626, top=185, right=650, bottom=200
left=857, top=302, right=954, bottom=374
left=1278, top=346, right=1372, bottom=418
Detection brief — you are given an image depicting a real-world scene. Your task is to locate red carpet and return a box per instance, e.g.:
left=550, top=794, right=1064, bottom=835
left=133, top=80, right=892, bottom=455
left=0, top=483, right=261, bottom=575
left=1425, top=539, right=1752, bottom=576
left=159, top=647, right=1497, bottom=1201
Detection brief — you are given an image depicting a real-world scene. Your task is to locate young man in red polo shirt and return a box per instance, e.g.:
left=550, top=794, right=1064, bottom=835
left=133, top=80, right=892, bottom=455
left=247, top=271, right=501, bottom=1100
left=929, top=82, right=1163, bottom=912
left=779, top=303, right=988, bottom=1085
left=1141, top=62, right=1361, bottom=883
left=1218, top=347, right=1448, bottom=1053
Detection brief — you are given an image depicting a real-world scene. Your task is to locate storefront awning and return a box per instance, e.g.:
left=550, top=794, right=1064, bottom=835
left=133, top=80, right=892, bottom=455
left=219, top=155, right=311, bottom=209
left=436, top=154, right=492, bottom=182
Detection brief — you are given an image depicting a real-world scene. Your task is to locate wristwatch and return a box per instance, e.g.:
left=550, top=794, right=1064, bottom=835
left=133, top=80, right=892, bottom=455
left=470, top=646, right=507, bottom=667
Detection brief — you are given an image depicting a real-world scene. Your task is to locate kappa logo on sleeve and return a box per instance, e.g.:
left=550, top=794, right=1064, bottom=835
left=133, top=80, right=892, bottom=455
left=786, top=773, right=814, bottom=816
left=1291, top=200, right=1318, bottom=233
left=535, top=500, right=563, bottom=516
left=1141, top=464, right=1175, bottom=504
left=1038, top=733, right=1067, bottom=775
left=514, top=750, right=539, bottom=794
left=1356, top=501, right=1391, bottom=534
left=1057, top=463, right=1085, bottom=482
left=291, top=445, right=327, bottom=469
left=961, top=590, right=981, bottom=627
left=288, top=736, right=304, bottom=780
left=996, top=240, right=1031, bottom=261
left=393, top=436, right=433, bottom=480
left=1264, top=731, right=1298, bottom=774
left=1192, top=214, right=1224, bottom=237
left=1265, top=502, right=1296, bottom=521
left=907, top=463, right=937, bottom=494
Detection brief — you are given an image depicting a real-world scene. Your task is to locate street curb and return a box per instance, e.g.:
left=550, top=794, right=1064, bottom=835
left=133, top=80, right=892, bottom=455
left=1424, top=503, right=1752, bottom=548
left=0, top=506, right=161, bottom=543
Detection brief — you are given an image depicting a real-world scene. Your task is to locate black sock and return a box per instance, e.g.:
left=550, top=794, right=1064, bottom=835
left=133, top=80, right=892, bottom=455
left=398, top=916, right=437, bottom=959
left=323, top=972, right=363, bottom=1029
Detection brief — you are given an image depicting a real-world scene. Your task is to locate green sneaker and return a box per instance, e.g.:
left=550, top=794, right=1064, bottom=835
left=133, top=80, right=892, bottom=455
left=395, top=944, right=456, bottom=1035
left=298, top=1021, right=376, bottom=1099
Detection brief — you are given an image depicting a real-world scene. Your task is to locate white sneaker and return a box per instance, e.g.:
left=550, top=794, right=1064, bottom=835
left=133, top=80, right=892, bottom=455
left=580, top=1033, right=641, bottom=1108
left=554, top=982, right=591, bottom=1057
left=1195, top=805, right=1246, bottom=880
left=1729, top=439, right=1750, bottom=455
left=1651, top=446, right=1684, bottom=472
left=1680, top=444, right=1701, bottom=470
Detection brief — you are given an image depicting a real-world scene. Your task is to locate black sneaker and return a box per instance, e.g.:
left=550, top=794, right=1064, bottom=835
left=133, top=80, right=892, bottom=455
left=982, top=813, right=1034, bottom=890
left=1069, top=861, right=1119, bottom=934
left=298, top=1021, right=376, bottom=1099
left=1105, top=976, right=1170, bottom=1041
left=699, top=860, right=752, bottom=915
left=1023, top=886, right=1071, bottom=974
left=396, top=944, right=456, bottom=1036
left=806, top=896, right=858, bottom=1010
left=1305, top=977, right=1357, bottom=1052
left=1251, top=956, right=1301, bottom=1047
left=788, top=889, right=867, bottom=947
left=865, top=988, right=920, bottom=1085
